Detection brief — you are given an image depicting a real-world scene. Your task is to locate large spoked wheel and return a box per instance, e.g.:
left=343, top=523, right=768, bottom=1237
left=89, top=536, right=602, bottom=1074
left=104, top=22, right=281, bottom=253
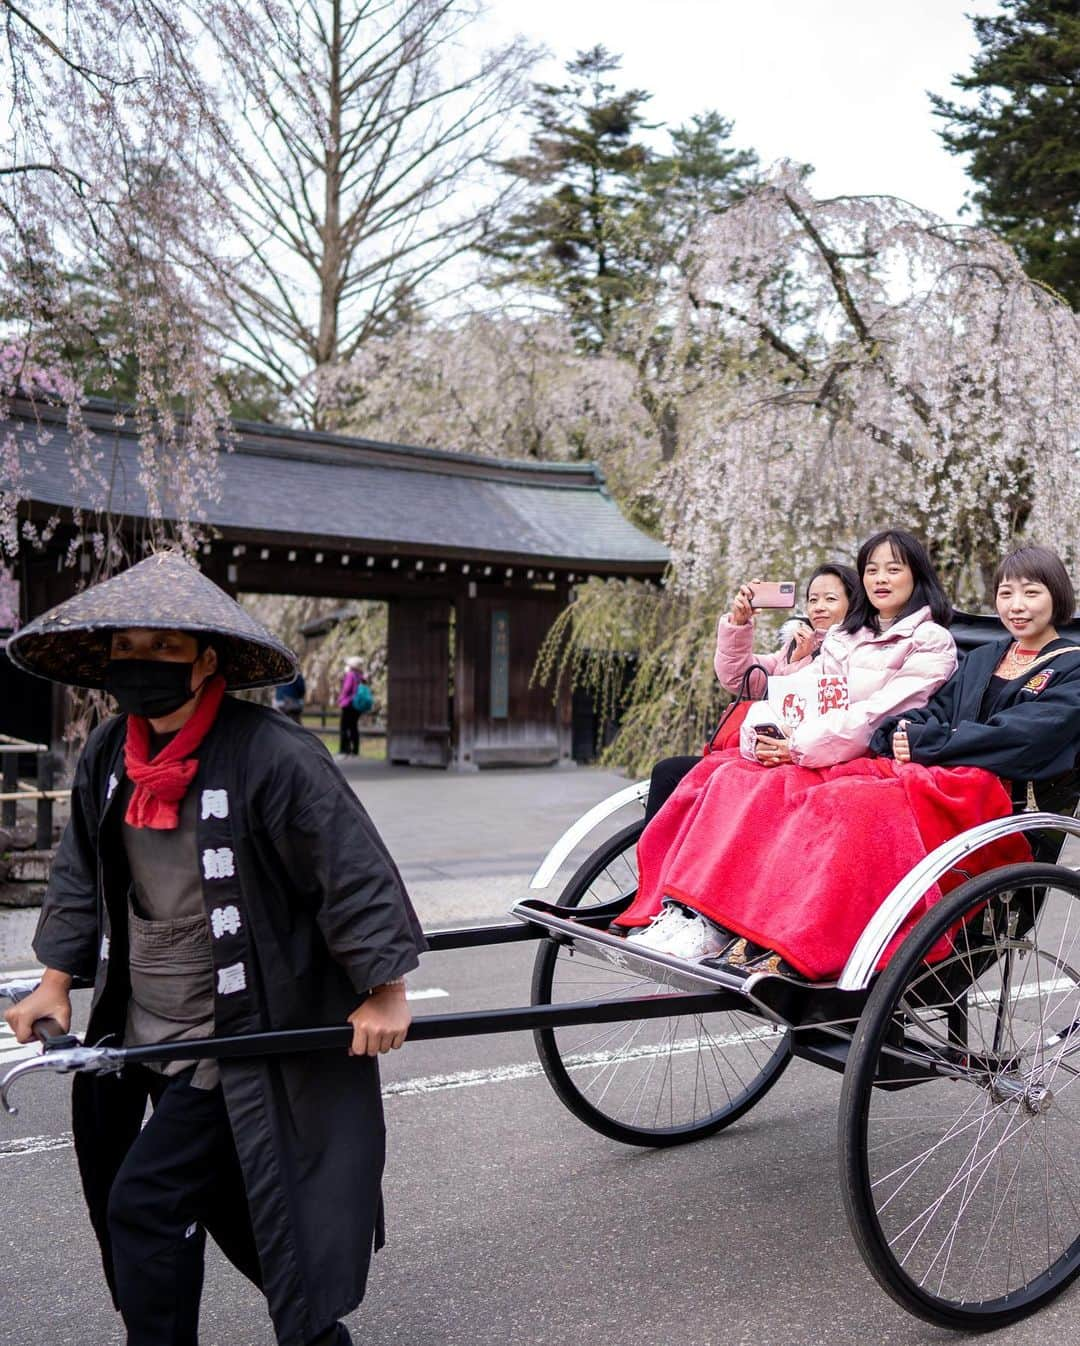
left=532, top=819, right=791, bottom=1148
left=841, top=862, right=1080, bottom=1329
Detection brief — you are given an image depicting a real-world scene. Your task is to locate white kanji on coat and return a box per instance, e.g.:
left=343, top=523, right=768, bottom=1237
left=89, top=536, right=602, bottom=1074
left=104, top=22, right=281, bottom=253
left=201, top=789, right=229, bottom=820
left=217, top=962, right=247, bottom=995
left=202, top=847, right=235, bottom=881
left=210, top=904, right=242, bottom=939
left=100, top=935, right=110, bottom=961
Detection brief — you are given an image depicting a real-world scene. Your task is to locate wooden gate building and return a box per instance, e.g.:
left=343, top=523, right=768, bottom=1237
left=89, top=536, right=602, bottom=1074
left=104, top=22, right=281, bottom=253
left=4, top=397, right=668, bottom=767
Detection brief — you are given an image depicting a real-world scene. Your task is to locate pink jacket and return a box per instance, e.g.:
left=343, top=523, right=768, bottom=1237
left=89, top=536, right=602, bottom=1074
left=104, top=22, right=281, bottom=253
left=338, top=668, right=360, bottom=709
left=778, top=606, right=957, bottom=769
left=713, top=613, right=819, bottom=693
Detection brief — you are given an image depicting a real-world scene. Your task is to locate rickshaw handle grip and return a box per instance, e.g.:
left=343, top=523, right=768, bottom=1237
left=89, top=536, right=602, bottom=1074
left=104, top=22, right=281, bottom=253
left=32, top=1017, right=80, bottom=1053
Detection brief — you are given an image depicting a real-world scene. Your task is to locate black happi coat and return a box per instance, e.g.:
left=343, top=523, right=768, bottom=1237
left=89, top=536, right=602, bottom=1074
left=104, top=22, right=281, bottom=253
left=871, top=637, right=1080, bottom=791
left=34, top=697, right=426, bottom=1346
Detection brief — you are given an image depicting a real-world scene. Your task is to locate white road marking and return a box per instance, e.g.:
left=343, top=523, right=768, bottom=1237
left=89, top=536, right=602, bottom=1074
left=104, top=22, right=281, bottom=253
left=0, top=1021, right=39, bottom=1063
left=0, top=1040, right=39, bottom=1063
left=405, top=987, right=448, bottom=1001
left=383, top=1025, right=784, bottom=1099
left=971, top=975, right=1075, bottom=1008
left=0, top=1132, right=74, bottom=1159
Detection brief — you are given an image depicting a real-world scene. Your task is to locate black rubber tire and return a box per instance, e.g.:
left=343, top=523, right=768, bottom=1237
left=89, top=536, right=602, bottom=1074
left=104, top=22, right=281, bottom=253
left=532, top=819, right=791, bottom=1147
left=840, top=862, right=1080, bottom=1329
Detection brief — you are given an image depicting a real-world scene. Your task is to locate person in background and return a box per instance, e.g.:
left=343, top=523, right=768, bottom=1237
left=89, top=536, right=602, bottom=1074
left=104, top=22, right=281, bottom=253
left=273, top=668, right=307, bottom=724
left=337, top=656, right=364, bottom=758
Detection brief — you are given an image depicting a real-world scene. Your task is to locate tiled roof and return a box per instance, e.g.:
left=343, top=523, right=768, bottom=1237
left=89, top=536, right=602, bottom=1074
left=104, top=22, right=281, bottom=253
left=10, top=398, right=669, bottom=574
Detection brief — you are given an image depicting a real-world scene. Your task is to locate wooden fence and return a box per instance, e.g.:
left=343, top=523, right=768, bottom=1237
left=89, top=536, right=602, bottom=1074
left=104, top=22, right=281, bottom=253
left=0, top=736, right=68, bottom=849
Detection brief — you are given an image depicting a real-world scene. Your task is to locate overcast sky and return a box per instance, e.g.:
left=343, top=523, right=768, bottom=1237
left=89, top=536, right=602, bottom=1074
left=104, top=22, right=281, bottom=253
left=475, top=0, right=1005, bottom=222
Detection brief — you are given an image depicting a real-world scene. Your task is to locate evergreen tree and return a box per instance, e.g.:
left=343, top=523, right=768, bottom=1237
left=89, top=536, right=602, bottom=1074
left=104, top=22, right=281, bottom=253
left=487, top=50, right=758, bottom=351
left=485, top=46, right=656, bottom=350
left=931, top=0, right=1080, bottom=307
left=644, top=110, right=759, bottom=255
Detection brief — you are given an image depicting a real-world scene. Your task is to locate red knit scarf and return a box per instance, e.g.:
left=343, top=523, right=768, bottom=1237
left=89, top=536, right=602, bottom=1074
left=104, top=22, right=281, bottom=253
left=123, top=674, right=226, bottom=830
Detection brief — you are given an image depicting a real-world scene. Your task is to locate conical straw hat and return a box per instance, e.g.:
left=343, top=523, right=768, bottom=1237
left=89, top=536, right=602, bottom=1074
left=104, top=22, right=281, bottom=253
left=7, top=552, right=298, bottom=689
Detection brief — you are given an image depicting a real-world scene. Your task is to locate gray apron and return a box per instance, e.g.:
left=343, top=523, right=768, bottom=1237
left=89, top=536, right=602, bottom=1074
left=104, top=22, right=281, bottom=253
left=125, top=906, right=219, bottom=1089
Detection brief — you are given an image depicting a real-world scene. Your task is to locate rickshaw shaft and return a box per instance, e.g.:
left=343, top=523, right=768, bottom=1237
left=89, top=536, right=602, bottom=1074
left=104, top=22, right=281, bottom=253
left=29, top=990, right=746, bottom=1071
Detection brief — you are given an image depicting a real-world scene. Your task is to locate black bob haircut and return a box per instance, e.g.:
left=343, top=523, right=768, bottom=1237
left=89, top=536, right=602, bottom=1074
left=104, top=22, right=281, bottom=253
left=805, top=563, right=861, bottom=609
left=993, top=546, right=1076, bottom=628
left=840, top=529, right=952, bottom=635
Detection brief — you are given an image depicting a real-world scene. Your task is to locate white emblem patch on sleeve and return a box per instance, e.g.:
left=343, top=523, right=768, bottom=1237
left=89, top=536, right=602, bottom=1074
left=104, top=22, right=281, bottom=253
left=202, top=847, right=236, bottom=881
left=217, top=962, right=247, bottom=995
left=106, top=773, right=119, bottom=800
left=210, top=905, right=243, bottom=939
left=100, top=935, right=110, bottom=961
left=201, top=789, right=229, bottom=820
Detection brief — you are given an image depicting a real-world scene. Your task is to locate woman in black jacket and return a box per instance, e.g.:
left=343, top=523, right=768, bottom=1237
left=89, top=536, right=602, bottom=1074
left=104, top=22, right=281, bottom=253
left=872, top=545, right=1080, bottom=807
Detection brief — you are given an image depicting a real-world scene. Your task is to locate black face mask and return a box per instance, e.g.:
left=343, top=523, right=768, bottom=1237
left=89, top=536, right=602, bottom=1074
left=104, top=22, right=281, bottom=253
left=104, top=659, right=200, bottom=719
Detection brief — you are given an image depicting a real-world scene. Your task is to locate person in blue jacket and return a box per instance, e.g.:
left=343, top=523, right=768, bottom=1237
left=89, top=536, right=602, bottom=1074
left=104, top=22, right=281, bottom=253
left=872, top=545, right=1080, bottom=808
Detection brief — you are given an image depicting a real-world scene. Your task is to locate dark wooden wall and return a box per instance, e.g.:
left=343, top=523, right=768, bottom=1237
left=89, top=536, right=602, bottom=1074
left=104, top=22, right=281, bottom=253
left=386, top=599, right=452, bottom=766
left=17, top=552, right=81, bottom=747
left=453, top=591, right=571, bottom=769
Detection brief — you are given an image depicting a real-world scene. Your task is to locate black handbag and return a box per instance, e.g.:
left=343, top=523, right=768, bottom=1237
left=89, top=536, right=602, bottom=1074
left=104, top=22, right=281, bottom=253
left=704, top=662, right=771, bottom=755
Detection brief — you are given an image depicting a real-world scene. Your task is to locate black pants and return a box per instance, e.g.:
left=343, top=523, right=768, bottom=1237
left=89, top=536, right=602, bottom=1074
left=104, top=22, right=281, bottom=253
left=107, top=1070, right=353, bottom=1346
left=643, top=755, right=700, bottom=823
left=107, top=1069, right=261, bottom=1346
left=339, top=704, right=360, bottom=755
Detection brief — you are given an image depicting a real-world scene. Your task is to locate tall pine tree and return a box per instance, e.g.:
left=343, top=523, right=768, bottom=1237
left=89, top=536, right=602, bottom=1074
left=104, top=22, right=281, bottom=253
left=931, top=0, right=1080, bottom=307
left=644, top=110, right=759, bottom=250
left=487, top=49, right=757, bottom=351
left=486, top=46, right=655, bottom=351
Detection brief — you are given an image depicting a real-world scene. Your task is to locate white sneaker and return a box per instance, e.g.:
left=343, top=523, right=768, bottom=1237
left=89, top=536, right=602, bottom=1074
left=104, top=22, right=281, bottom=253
left=625, top=901, right=729, bottom=960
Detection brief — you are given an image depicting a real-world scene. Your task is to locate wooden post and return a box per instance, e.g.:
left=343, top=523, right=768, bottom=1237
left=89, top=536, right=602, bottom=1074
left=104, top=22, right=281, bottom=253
left=555, top=580, right=575, bottom=766
left=1, top=752, right=16, bottom=829
left=35, top=752, right=54, bottom=849
left=451, top=592, right=478, bottom=771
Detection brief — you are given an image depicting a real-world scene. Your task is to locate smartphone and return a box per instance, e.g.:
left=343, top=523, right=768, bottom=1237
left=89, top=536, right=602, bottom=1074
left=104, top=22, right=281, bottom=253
left=750, top=581, right=797, bottom=609
left=755, top=724, right=786, bottom=739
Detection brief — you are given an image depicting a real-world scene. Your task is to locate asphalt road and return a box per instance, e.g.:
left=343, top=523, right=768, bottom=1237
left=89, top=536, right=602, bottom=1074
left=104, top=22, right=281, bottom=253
left=4, top=942, right=1080, bottom=1346
left=3, top=763, right=1080, bottom=1344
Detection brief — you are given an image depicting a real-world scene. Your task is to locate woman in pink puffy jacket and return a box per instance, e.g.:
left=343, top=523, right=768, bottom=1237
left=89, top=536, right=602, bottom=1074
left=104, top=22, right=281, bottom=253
left=641, top=564, right=861, bottom=822
left=713, top=563, right=861, bottom=695
left=745, top=533, right=956, bottom=769
left=619, top=529, right=959, bottom=977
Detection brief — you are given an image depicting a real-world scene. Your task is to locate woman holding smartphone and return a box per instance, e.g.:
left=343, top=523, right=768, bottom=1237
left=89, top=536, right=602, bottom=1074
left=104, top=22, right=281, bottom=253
left=714, top=564, right=860, bottom=694
left=617, top=529, right=960, bottom=970
left=642, top=564, right=861, bottom=822
left=742, top=531, right=955, bottom=768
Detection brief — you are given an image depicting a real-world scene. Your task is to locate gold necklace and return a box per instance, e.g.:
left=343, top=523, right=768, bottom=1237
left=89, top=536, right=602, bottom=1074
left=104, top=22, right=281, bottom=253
left=997, top=640, right=1051, bottom=680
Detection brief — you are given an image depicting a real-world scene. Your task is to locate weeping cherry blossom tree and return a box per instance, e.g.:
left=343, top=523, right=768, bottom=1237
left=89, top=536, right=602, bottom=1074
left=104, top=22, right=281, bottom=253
left=542, top=166, right=1080, bottom=771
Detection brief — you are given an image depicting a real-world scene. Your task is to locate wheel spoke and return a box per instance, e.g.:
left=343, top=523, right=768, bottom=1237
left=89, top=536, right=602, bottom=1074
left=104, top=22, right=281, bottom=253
left=533, top=821, right=790, bottom=1143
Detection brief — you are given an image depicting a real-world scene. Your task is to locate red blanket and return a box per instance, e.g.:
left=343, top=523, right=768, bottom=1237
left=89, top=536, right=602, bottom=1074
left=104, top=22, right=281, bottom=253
left=620, top=751, right=1031, bottom=981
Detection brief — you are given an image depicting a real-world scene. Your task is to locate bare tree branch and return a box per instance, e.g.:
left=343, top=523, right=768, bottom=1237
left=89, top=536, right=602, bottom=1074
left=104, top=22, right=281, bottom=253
left=173, top=0, right=537, bottom=423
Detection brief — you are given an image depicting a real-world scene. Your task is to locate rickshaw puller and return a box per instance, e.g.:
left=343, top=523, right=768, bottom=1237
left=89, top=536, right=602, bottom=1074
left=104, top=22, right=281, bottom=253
left=3, top=552, right=426, bottom=1346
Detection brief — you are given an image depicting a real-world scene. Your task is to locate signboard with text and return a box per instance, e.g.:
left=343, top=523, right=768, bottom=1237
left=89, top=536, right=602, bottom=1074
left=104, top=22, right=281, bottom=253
left=490, top=609, right=509, bottom=719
